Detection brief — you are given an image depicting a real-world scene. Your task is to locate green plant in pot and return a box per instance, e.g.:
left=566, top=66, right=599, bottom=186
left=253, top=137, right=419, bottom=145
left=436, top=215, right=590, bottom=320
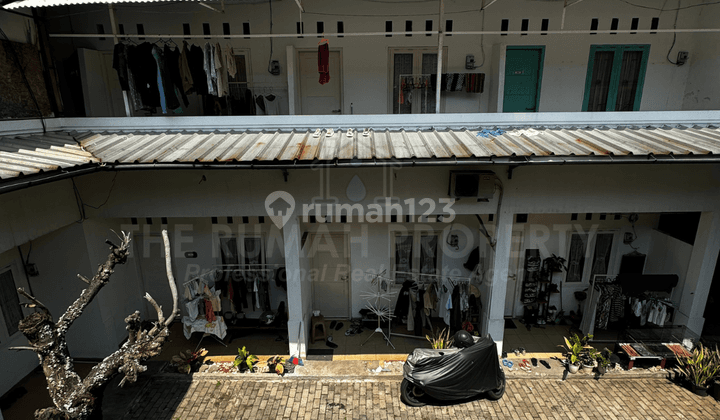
left=172, top=348, right=208, bottom=374
left=267, top=355, right=286, bottom=375
left=560, top=333, right=594, bottom=374
left=426, top=327, right=453, bottom=349
left=675, top=343, right=720, bottom=397
left=234, top=346, right=259, bottom=373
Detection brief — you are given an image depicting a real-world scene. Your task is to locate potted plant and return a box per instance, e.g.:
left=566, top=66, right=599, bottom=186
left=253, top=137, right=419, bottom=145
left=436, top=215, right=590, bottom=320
left=171, top=348, right=208, bottom=374
left=426, top=327, right=453, bottom=349
left=675, top=343, right=720, bottom=397
left=233, top=346, right=259, bottom=373
left=267, top=355, right=286, bottom=375
left=560, top=333, right=594, bottom=374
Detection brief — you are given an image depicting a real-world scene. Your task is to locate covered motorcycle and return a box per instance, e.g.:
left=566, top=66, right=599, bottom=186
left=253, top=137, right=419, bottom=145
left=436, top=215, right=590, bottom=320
left=401, top=334, right=505, bottom=406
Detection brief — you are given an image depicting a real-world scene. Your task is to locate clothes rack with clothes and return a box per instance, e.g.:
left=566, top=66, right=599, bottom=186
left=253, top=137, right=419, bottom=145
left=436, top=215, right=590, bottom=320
left=389, top=272, right=480, bottom=340
left=181, top=273, right=227, bottom=346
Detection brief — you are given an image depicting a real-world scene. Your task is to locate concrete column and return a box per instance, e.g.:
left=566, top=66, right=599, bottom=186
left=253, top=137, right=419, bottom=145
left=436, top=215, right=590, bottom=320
left=283, top=216, right=307, bottom=357
left=676, top=211, right=720, bottom=336
left=486, top=208, right=514, bottom=351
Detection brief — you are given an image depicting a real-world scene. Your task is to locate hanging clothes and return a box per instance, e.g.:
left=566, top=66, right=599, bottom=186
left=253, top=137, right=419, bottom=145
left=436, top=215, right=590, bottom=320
left=393, top=280, right=413, bottom=320
left=179, top=41, right=194, bottom=94
left=264, top=95, right=280, bottom=115
left=223, top=44, right=237, bottom=78
left=214, top=42, right=229, bottom=97
left=188, top=44, right=208, bottom=95
left=127, top=42, right=161, bottom=111
left=318, top=42, right=330, bottom=85
left=203, top=43, right=217, bottom=96
left=255, top=95, right=267, bottom=115
left=164, top=44, right=188, bottom=108
left=151, top=45, right=169, bottom=114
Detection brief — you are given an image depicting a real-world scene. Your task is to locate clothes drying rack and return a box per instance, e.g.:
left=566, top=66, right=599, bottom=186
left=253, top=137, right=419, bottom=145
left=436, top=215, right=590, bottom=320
left=388, top=271, right=472, bottom=340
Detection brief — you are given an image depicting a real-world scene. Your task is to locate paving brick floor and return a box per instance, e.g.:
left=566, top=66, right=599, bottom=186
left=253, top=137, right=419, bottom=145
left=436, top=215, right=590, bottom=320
left=122, top=375, right=720, bottom=420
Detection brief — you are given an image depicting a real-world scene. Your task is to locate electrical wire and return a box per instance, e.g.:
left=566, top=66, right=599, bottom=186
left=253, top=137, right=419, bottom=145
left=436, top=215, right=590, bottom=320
left=70, top=172, right=118, bottom=223
left=620, top=0, right=720, bottom=10
left=267, top=0, right=274, bottom=75
left=0, top=25, right=46, bottom=133
left=666, top=0, right=683, bottom=65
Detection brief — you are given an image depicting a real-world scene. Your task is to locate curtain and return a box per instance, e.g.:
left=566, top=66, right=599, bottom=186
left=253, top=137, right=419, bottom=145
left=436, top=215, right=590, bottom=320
left=219, top=237, right=238, bottom=282
left=395, top=235, right=413, bottom=283
left=566, top=234, right=588, bottom=282
left=420, top=235, right=438, bottom=275
left=615, top=50, right=643, bottom=111
left=586, top=50, right=614, bottom=111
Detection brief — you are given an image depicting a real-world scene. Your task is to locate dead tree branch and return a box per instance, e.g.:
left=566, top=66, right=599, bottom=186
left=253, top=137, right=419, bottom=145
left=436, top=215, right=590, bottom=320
left=16, top=229, right=178, bottom=420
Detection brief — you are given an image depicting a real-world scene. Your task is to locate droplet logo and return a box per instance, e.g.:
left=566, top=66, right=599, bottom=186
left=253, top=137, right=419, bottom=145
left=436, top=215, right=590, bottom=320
left=265, top=191, right=296, bottom=228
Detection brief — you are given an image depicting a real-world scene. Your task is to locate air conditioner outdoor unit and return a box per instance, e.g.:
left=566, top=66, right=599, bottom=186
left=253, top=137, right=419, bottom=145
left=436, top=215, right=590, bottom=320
left=448, top=170, right=496, bottom=201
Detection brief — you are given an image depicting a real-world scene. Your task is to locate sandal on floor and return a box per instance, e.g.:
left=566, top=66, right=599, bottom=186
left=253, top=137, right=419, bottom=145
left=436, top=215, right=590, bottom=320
left=540, top=360, right=551, bottom=369
left=326, top=336, right=338, bottom=349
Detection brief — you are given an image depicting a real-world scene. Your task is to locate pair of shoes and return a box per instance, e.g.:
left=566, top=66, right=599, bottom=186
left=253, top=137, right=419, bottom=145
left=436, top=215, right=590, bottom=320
left=502, top=359, right=514, bottom=371
left=345, top=325, right=362, bottom=336
left=519, top=359, right=532, bottom=372
left=531, top=358, right=538, bottom=367
left=540, top=360, right=551, bottom=369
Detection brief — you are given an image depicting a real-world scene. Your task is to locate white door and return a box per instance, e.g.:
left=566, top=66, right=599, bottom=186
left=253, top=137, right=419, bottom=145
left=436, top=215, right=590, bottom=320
left=311, top=233, right=350, bottom=318
left=298, top=51, right=341, bottom=115
left=504, top=232, right=524, bottom=317
left=78, top=48, right=126, bottom=117
left=134, top=234, right=176, bottom=319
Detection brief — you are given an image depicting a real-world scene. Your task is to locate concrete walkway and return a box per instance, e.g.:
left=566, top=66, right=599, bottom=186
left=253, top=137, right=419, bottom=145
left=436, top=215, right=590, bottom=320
left=120, top=371, right=720, bottom=420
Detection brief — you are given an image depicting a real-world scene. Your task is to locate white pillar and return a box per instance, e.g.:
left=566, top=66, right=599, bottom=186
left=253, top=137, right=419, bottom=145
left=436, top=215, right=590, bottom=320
left=675, top=211, right=720, bottom=337
left=286, top=46, right=297, bottom=116
left=283, top=216, right=307, bottom=357
left=486, top=208, right=513, bottom=351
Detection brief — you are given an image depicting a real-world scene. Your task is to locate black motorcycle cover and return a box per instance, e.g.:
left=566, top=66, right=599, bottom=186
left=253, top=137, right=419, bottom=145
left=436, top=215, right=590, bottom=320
left=403, top=336, right=503, bottom=400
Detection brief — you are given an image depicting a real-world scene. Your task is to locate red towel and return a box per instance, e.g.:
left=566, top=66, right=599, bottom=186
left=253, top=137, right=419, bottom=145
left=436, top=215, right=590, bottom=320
left=204, top=299, right=216, bottom=322
left=318, top=43, right=330, bottom=85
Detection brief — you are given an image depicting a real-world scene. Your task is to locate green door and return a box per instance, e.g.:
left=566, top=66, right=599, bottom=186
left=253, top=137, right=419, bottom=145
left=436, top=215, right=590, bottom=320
left=503, top=47, right=545, bottom=113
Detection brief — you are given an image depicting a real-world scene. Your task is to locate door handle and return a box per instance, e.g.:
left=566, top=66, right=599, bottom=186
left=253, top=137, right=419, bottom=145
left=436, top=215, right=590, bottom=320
left=340, top=275, right=348, bottom=281
left=332, top=109, right=342, bottom=113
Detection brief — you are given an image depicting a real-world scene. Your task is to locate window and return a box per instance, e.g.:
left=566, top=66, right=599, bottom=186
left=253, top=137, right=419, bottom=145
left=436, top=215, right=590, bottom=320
left=565, top=232, right=614, bottom=283
left=0, top=268, right=23, bottom=338
left=393, top=233, right=439, bottom=284
left=390, top=48, right=446, bottom=114
left=582, top=44, right=650, bottom=112
left=218, top=236, right=266, bottom=281
left=227, top=52, right=253, bottom=116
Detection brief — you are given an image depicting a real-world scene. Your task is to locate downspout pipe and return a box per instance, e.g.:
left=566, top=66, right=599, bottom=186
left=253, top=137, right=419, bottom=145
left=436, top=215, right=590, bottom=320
left=1, top=155, right=720, bottom=195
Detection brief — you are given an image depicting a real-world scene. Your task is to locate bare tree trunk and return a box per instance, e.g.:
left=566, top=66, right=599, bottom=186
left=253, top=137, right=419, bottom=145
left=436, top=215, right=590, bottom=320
left=11, top=230, right=179, bottom=420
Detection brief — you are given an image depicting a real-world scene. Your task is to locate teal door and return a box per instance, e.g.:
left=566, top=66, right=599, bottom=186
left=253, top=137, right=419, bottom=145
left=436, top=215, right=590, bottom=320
left=503, top=47, right=544, bottom=113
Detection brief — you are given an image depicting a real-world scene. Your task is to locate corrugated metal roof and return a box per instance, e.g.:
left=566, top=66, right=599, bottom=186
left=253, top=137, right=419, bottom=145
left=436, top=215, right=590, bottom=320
left=4, top=0, right=206, bottom=9
left=2, top=124, right=720, bottom=180
left=72, top=124, right=720, bottom=163
left=0, top=132, right=98, bottom=179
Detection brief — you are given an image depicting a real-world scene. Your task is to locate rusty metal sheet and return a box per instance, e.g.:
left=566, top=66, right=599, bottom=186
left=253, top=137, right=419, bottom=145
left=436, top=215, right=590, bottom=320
left=215, top=133, right=254, bottom=161
left=239, top=132, right=280, bottom=161
left=299, top=132, right=323, bottom=160
left=257, top=132, right=293, bottom=161
left=278, top=131, right=309, bottom=161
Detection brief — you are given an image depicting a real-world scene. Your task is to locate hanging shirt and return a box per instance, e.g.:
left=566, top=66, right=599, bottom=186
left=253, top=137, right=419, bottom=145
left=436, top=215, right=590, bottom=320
left=203, top=43, right=217, bottom=96
left=224, top=44, right=237, bottom=78
left=179, top=41, right=194, bottom=94
left=444, top=294, right=452, bottom=326
left=264, top=95, right=280, bottom=115
left=214, top=43, right=228, bottom=97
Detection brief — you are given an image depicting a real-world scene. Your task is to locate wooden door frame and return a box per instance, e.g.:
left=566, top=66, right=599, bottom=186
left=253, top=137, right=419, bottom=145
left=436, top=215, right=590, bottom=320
left=500, top=45, right=546, bottom=113
left=310, top=232, right=351, bottom=319
left=505, top=231, right=525, bottom=318
left=296, top=48, right=344, bottom=115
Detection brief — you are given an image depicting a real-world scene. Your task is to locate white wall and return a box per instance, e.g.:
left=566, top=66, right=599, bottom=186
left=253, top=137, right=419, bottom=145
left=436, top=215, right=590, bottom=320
left=36, top=0, right=720, bottom=115
left=0, top=180, right=80, bottom=255
left=646, top=229, right=693, bottom=313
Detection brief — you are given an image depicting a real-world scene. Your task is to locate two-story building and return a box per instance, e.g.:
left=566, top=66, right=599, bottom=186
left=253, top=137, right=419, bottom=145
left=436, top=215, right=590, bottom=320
left=1, top=0, right=720, bottom=399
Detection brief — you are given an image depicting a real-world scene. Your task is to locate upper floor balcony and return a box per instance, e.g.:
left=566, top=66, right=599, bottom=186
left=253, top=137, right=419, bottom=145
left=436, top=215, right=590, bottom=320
left=1, top=0, right=720, bottom=120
